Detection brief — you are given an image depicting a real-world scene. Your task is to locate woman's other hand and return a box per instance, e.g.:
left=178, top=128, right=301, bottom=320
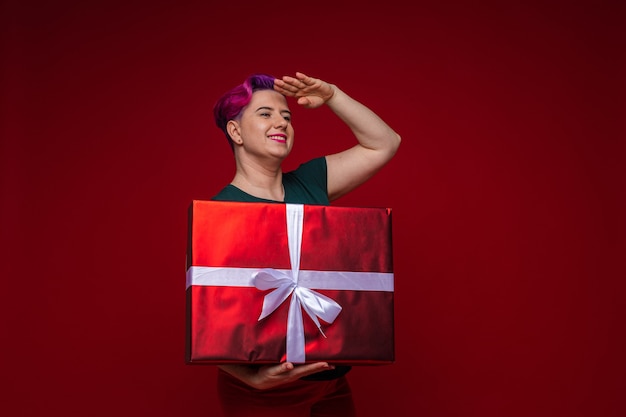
left=218, top=362, right=335, bottom=390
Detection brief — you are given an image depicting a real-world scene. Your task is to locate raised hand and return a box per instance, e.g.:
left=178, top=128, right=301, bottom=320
left=274, top=72, right=335, bottom=109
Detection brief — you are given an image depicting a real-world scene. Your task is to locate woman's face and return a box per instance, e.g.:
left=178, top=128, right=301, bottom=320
left=234, top=89, right=294, bottom=160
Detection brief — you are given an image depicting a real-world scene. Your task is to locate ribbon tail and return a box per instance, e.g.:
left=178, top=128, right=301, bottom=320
left=301, top=301, right=328, bottom=338
left=298, top=288, right=343, bottom=337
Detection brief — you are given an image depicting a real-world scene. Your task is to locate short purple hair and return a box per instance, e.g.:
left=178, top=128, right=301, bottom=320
left=213, top=73, right=276, bottom=150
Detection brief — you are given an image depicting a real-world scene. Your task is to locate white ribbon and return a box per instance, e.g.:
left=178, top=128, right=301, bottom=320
left=252, top=204, right=342, bottom=363
left=186, top=267, right=394, bottom=291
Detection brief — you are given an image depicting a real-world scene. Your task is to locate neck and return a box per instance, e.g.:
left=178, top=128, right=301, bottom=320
left=231, top=160, right=285, bottom=201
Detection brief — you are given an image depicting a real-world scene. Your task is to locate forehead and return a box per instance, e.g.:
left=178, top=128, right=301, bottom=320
left=247, top=89, right=290, bottom=111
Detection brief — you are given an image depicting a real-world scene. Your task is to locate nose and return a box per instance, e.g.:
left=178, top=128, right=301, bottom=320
left=274, top=114, right=287, bottom=129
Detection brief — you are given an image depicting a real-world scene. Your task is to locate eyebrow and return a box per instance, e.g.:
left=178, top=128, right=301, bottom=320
left=255, top=106, right=292, bottom=116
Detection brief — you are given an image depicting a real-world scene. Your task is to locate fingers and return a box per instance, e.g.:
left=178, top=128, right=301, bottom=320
left=276, top=71, right=316, bottom=90
left=275, top=75, right=309, bottom=93
left=277, top=362, right=334, bottom=378
left=290, top=362, right=335, bottom=379
left=295, top=72, right=311, bottom=84
left=266, top=362, right=334, bottom=379
left=223, top=362, right=336, bottom=390
left=277, top=362, right=294, bottom=373
left=274, top=78, right=301, bottom=96
left=274, top=72, right=332, bottom=109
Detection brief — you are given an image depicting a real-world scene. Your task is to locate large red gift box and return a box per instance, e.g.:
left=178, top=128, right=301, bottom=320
left=185, top=200, right=394, bottom=365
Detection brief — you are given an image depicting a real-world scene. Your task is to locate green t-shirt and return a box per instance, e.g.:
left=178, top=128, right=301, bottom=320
left=211, top=157, right=330, bottom=205
left=211, top=156, right=351, bottom=381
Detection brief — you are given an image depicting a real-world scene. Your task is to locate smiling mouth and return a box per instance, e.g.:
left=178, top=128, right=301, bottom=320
left=268, top=135, right=287, bottom=143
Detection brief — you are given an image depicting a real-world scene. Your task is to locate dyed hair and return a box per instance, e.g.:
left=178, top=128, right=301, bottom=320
left=213, top=73, right=276, bottom=150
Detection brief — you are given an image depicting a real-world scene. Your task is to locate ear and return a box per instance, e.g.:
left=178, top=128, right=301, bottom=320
left=227, top=120, right=243, bottom=145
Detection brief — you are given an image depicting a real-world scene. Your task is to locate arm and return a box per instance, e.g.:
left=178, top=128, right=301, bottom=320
left=275, top=72, right=401, bottom=201
left=218, top=362, right=335, bottom=390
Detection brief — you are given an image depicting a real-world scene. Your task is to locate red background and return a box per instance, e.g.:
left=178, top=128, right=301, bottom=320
left=1, top=1, right=624, bottom=416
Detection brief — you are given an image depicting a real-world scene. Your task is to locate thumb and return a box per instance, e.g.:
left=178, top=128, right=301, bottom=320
left=280, top=362, right=295, bottom=373
left=297, top=97, right=312, bottom=107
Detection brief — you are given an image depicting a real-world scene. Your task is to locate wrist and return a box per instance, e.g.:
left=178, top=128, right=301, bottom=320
left=325, top=84, right=338, bottom=104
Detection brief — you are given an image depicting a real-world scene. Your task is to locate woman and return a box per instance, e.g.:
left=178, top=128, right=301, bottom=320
left=211, top=71, right=400, bottom=417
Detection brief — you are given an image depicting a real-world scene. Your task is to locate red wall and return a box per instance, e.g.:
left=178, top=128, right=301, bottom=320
left=2, top=1, right=623, bottom=416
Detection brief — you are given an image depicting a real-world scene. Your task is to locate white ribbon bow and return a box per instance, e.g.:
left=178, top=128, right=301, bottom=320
left=251, top=204, right=342, bottom=363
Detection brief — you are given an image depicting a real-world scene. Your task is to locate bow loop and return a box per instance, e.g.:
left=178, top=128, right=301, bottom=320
left=252, top=269, right=295, bottom=321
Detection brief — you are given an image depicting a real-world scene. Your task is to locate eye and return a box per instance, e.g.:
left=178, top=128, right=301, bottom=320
left=260, top=112, right=271, bottom=118
left=283, top=115, right=291, bottom=122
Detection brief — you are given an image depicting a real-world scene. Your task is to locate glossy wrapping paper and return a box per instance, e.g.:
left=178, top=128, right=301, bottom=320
left=185, top=200, right=394, bottom=365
